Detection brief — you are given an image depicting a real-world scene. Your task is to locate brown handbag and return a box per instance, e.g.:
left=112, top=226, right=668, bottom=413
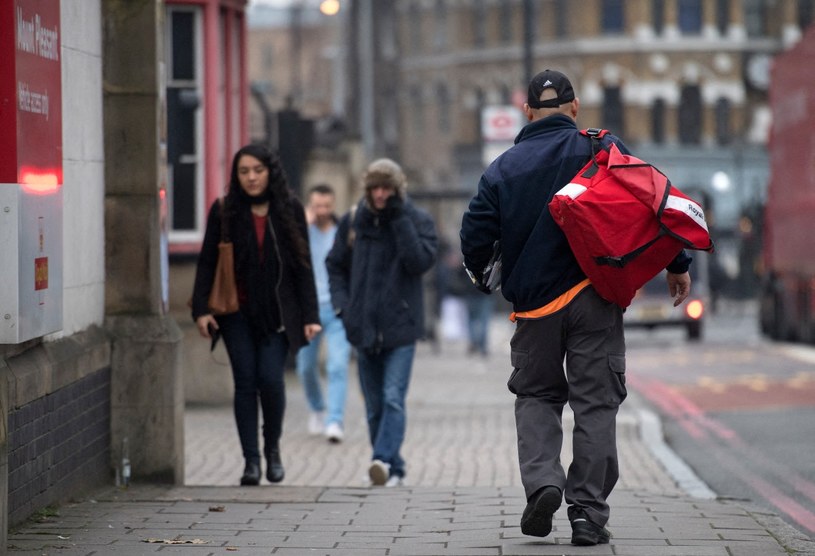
left=208, top=198, right=239, bottom=315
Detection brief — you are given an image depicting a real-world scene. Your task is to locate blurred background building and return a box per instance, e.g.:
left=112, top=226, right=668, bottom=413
left=245, top=0, right=814, bottom=297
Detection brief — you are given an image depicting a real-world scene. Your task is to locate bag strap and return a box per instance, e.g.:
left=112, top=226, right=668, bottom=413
left=593, top=233, right=664, bottom=269
left=579, top=128, right=609, bottom=178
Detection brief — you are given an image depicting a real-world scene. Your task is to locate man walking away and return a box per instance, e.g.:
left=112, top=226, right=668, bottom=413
left=459, top=70, right=692, bottom=545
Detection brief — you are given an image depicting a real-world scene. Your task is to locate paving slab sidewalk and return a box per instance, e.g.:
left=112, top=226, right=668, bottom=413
left=8, top=316, right=815, bottom=555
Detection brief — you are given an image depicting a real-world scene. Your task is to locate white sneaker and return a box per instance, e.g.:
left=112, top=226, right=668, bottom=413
left=307, top=412, right=325, bottom=435
left=385, top=475, right=404, bottom=488
left=325, top=422, right=344, bottom=443
left=368, top=460, right=390, bottom=486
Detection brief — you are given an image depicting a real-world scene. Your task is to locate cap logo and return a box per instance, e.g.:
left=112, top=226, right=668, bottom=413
left=543, top=80, right=553, bottom=87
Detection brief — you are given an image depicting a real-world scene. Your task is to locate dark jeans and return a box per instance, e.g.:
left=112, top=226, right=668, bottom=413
left=218, top=312, right=289, bottom=464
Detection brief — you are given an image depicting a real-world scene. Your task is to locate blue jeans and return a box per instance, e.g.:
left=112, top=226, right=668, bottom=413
left=356, top=344, right=416, bottom=478
left=295, top=302, right=351, bottom=426
left=466, top=294, right=494, bottom=355
left=218, top=311, right=289, bottom=464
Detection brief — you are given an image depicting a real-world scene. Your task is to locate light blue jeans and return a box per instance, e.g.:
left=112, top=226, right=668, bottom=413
left=295, top=302, right=351, bottom=426
left=357, top=344, right=416, bottom=479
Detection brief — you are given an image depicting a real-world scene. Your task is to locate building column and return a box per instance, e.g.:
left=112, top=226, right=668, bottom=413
left=102, top=0, right=184, bottom=484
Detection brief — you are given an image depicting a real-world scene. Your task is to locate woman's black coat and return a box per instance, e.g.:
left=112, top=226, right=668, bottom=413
left=192, top=197, right=319, bottom=354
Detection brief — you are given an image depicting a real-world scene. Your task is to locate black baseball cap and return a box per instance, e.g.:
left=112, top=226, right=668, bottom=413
left=527, top=69, right=576, bottom=109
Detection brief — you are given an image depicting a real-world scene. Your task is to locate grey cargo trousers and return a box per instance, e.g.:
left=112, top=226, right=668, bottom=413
left=508, top=286, right=626, bottom=527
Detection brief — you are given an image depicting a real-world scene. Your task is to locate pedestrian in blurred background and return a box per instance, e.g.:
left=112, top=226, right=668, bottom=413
left=326, top=158, right=438, bottom=487
left=296, top=184, right=352, bottom=443
left=437, top=243, right=495, bottom=356
left=192, top=144, right=321, bottom=486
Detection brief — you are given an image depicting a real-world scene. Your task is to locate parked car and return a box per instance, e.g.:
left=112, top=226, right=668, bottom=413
left=624, top=252, right=710, bottom=341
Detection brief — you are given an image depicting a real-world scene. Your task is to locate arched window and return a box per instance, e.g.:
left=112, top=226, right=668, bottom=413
left=652, top=0, right=665, bottom=35
left=499, top=0, right=513, bottom=43
left=437, top=83, right=451, bottom=133
left=744, top=0, right=767, bottom=38
left=409, top=3, right=421, bottom=53
left=678, top=0, right=702, bottom=34
left=475, top=88, right=486, bottom=140
left=433, top=0, right=448, bottom=51
left=715, top=0, right=730, bottom=35
left=555, top=0, right=569, bottom=38
left=800, top=0, right=815, bottom=30
left=715, top=98, right=731, bottom=145
left=474, top=0, right=487, bottom=47
left=652, top=98, right=666, bottom=144
left=602, top=86, right=625, bottom=137
left=411, top=86, right=424, bottom=134
left=678, top=85, right=702, bottom=145
left=601, top=0, right=625, bottom=34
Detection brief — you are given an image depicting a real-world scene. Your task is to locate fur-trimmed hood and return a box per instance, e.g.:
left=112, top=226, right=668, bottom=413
left=363, top=158, right=407, bottom=209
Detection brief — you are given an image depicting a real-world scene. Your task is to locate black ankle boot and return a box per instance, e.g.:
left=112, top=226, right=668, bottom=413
left=240, top=461, right=261, bottom=486
left=265, top=449, right=285, bottom=483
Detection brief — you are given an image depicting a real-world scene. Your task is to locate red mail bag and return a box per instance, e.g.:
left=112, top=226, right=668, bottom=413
left=548, top=129, right=713, bottom=308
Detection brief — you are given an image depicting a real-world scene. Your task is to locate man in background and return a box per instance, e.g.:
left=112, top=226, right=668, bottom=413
left=296, top=184, right=352, bottom=442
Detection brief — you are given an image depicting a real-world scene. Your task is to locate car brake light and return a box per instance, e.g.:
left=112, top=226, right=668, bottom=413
left=686, top=299, right=704, bottom=320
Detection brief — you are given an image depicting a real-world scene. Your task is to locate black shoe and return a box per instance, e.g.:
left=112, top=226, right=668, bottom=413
left=570, top=512, right=611, bottom=546
left=240, top=461, right=261, bottom=486
left=520, top=486, right=561, bottom=537
left=265, top=449, right=285, bottom=483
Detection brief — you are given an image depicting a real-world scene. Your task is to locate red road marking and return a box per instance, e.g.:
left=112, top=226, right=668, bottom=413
left=628, top=372, right=815, bottom=534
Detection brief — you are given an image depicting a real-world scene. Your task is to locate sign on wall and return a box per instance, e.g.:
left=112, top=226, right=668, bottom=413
left=0, top=0, right=64, bottom=343
left=481, top=105, right=525, bottom=167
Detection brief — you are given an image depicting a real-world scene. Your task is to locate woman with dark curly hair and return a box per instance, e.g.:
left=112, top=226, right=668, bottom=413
left=191, top=144, right=321, bottom=485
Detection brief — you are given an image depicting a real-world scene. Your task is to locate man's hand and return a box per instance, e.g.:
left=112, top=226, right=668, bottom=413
left=666, top=271, right=691, bottom=307
left=380, top=194, right=404, bottom=221
left=304, top=323, right=322, bottom=342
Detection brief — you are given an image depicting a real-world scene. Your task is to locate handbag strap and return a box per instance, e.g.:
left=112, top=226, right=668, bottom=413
left=218, top=197, right=230, bottom=243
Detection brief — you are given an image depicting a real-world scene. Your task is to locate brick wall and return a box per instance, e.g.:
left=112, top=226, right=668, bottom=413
left=7, top=368, right=111, bottom=525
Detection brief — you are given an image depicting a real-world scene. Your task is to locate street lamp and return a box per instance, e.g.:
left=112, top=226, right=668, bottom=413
left=319, top=0, right=340, bottom=16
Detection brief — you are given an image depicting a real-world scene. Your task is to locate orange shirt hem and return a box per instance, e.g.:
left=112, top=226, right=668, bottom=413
left=509, top=278, right=592, bottom=322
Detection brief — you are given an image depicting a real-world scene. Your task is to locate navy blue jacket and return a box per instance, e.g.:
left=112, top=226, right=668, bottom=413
left=460, top=114, right=690, bottom=313
left=326, top=199, right=438, bottom=352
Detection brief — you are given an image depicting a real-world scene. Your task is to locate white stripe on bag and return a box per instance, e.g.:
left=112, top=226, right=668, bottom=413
left=665, top=194, right=708, bottom=232
left=555, top=183, right=587, bottom=199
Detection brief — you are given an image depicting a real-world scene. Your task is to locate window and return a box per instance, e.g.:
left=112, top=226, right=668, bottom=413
left=433, top=0, right=448, bottom=51
left=800, top=0, right=814, bottom=30
left=409, top=3, right=421, bottom=53
left=411, top=86, right=424, bottom=134
left=651, top=98, right=666, bottom=144
left=652, top=0, right=665, bottom=35
left=715, top=98, right=731, bottom=145
left=263, top=44, right=274, bottom=71
left=555, top=0, right=569, bottom=37
left=166, top=6, right=203, bottom=238
left=500, top=0, right=513, bottom=43
left=475, top=88, right=486, bottom=140
left=474, top=0, right=487, bottom=47
left=602, top=86, right=624, bottom=137
left=744, top=0, right=767, bottom=38
left=678, top=0, right=702, bottom=34
left=715, top=0, right=730, bottom=35
left=437, top=83, right=451, bottom=133
left=601, top=0, right=625, bottom=34
left=678, top=85, right=702, bottom=145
